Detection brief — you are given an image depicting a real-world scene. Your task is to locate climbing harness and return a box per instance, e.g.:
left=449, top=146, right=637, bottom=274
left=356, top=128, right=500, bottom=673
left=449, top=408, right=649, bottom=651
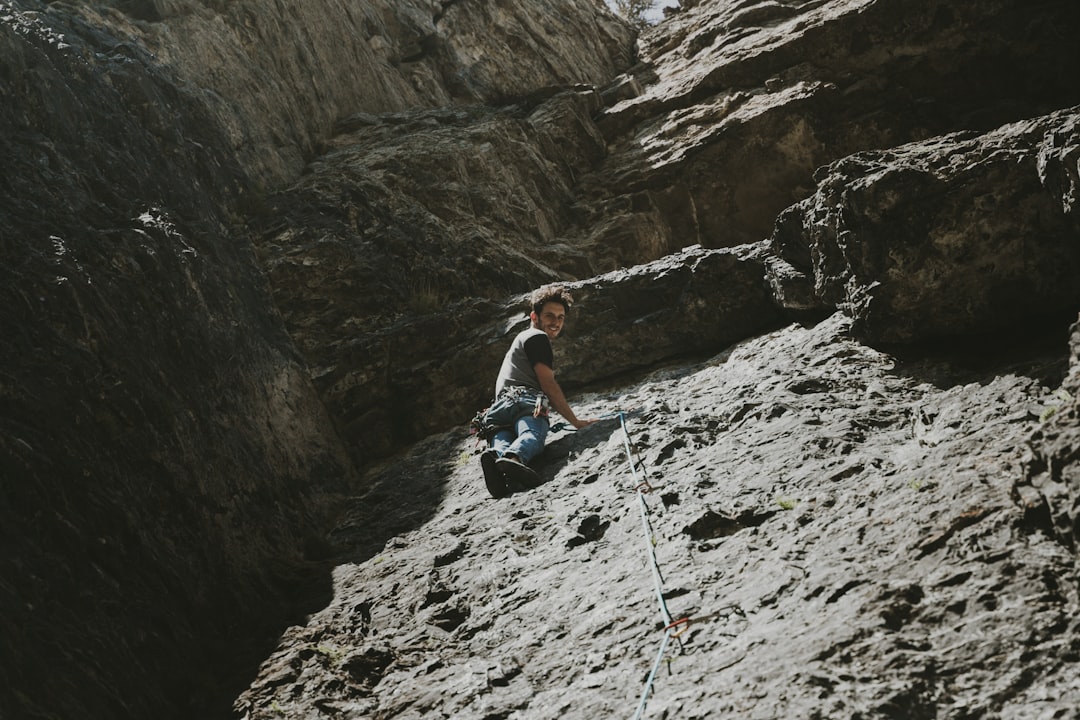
left=616, top=411, right=691, bottom=720
left=469, top=386, right=550, bottom=442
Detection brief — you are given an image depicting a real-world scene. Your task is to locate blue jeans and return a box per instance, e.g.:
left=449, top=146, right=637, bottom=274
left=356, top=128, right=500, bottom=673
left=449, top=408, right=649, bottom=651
left=490, top=413, right=549, bottom=465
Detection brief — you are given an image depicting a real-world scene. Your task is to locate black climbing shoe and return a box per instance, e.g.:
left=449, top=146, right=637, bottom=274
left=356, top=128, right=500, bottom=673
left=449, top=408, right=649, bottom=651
left=496, top=456, right=540, bottom=490
left=481, top=450, right=508, bottom=498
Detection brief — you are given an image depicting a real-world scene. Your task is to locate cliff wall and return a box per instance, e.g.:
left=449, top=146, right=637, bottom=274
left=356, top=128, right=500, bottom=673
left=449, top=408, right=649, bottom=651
left=3, top=0, right=1080, bottom=718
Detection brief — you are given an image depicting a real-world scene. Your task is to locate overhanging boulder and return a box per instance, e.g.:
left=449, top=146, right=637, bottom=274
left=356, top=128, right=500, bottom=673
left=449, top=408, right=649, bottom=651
left=769, top=107, right=1080, bottom=344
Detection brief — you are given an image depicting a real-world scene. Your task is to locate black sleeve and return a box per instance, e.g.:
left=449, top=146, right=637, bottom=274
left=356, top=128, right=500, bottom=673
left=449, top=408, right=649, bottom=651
left=523, top=333, right=554, bottom=370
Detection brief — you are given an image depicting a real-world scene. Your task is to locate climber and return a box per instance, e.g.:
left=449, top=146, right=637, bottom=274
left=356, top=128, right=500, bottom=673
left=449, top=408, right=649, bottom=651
left=479, top=284, right=597, bottom=498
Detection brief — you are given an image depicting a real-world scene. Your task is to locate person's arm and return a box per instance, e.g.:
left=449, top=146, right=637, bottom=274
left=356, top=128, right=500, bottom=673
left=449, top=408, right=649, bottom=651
left=534, top=362, right=596, bottom=429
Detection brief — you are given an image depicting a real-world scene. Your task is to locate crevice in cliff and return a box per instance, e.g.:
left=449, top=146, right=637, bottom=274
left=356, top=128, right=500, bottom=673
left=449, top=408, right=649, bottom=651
left=397, top=32, right=439, bottom=64
left=881, top=316, right=1073, bottom=392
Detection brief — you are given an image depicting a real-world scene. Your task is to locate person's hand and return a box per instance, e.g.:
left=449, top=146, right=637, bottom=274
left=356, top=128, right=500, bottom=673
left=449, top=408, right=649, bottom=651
left=573, top=418, right=599, bottom=429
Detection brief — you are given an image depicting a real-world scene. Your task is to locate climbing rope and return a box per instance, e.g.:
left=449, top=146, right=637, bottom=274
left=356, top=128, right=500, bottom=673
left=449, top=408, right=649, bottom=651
left=546, top=406, right=690, bottom=716
left=619, top=415, right=673, bottom=627
left=617, top=411, right=690, bottom=720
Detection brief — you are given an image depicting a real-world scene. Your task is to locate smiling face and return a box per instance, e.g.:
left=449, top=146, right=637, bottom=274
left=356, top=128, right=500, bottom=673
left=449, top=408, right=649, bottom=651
left=531, top=300, right=567, bottom=340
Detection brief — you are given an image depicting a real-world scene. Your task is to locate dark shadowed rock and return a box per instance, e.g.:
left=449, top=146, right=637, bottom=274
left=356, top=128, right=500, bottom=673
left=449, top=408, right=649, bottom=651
left=1, top=3, right=355, bottom=718
left=558, top=243, right=785, bottom=386
left=0, top=1, right=635, bottom=716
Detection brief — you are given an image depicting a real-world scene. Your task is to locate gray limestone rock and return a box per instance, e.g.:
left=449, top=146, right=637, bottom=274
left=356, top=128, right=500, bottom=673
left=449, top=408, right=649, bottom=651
left=236, top=314, right=1080, bottom=719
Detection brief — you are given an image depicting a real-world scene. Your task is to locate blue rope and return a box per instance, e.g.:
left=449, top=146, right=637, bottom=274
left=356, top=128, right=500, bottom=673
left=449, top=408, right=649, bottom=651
left=633, top=627, right=675, bottom=720
left=619, top=410, right=681, bottom=719
left=550, top=404, right=676, bottom=717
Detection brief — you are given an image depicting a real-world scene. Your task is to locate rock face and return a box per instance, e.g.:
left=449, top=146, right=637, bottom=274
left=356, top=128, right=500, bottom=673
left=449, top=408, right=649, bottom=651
left=237, top=315, right=1077, bottom=720
left=4, top=0, right=1080, bottom=719
left=113, top=0, right=635, bottom=187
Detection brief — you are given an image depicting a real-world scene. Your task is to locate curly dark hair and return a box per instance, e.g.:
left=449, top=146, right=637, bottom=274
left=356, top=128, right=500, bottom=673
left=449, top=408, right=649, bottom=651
left=530, top=284, right=573, bottom=316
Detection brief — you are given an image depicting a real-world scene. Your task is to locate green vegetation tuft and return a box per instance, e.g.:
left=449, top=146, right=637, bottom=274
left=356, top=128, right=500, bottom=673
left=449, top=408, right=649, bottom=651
left=1040, top=388, right=1074, bottom=423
